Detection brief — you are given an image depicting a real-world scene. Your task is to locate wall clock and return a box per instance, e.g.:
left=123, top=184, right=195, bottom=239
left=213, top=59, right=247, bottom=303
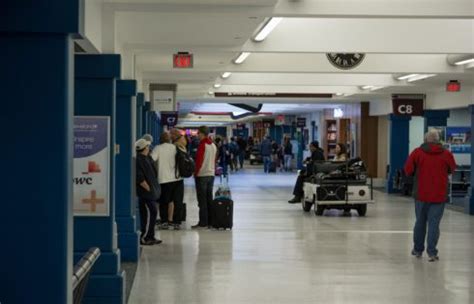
left=326, top=53, right=365, bottom=70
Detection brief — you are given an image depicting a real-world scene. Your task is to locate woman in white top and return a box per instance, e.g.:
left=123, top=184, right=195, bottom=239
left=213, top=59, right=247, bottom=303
left=333, top=143, right=348, bottom=162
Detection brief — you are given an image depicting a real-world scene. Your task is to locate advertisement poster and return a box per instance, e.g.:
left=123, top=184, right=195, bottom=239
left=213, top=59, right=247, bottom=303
left=73, top=117, right=110, bottom=216
left=446, top=127, right=471, bottom=154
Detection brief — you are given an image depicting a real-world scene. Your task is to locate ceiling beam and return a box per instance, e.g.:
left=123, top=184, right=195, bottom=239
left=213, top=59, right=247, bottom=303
left=273, top=0, right=474, bottom=19
left=241, top=18, right=474, bottom=54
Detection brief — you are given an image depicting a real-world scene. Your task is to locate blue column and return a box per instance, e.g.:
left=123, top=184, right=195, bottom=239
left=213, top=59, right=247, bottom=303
left=116, top=80, right=140, bottom=262
left=424, top=110, right=450, bottom=130
left=387, top=114, right=411, bottom=193
left=467, top=106, right=474, bottom=215
left=0, top=1, right=81, bottom=303
left=142, top=101, right=151, bottom=134
left=74, top=54, right=125, bottom=304
left=136, top=93, right=145, bottom=138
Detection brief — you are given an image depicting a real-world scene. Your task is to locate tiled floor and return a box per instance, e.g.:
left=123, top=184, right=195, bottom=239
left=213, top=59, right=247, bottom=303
left=129, top=168, right=474, bottom=304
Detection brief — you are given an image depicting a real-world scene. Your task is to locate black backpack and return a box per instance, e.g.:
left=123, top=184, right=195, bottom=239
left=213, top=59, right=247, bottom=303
left=175, top=146, right=195, bottom=178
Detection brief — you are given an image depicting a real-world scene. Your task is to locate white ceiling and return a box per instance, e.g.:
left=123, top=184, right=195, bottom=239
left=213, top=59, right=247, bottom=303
left=83, top=0, right=474, bottom=119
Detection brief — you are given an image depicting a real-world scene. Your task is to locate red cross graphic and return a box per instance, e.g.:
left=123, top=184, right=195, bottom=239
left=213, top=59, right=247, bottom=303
left=82, top=190, right=105, bottom=212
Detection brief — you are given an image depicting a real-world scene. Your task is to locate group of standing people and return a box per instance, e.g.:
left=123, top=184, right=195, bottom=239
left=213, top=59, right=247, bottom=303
left=135, top=126, right=219, bottom=245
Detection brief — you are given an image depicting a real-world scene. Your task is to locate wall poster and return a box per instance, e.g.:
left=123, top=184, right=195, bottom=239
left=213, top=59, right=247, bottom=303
left=73, top=116, right=111, bottom=216
left=446, top=127, right=471, bottom=154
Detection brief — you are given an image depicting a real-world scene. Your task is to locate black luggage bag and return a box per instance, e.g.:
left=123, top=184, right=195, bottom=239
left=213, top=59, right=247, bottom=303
left=211, top=198, right=233, bottom=229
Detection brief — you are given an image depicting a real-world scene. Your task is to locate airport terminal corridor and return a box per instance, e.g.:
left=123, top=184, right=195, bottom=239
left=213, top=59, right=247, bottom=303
left=129, top=168, right=474, bottom=304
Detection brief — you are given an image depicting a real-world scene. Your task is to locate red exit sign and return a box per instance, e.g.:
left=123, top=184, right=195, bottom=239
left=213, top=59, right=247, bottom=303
left=173, top=52, right=193, bottom=68
left=446, top=80, right=461, bottom=92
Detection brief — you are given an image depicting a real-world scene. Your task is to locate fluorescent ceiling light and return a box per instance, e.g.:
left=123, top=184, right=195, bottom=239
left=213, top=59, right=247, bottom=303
left=213, top=83, right=222, bottom=88
left=221, top=72, right=232, bottom=79
left=397, top=74, right=419, bottom=80
left=335, top=93, right=344, bottom=96
left=208, top=91, right=214, bottom=95
left=253, top=17, right=283, bottom=42
left=233, top=52, right=251, bottom=64
left=370, top=86, right=385, bottom=91
left=343, top=93, right=355, bottom=97
left=407, top=74, right=436, bottom=82
left=361, top=85, right=374, bottom=90
left=454, top=58, right=474, bottom=65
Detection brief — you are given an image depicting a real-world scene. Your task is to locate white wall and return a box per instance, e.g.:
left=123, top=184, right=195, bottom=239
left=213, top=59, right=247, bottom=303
left=84, top=0, right=103, bottom=53
left=409, top=116, right=425, bottom=152
left=426, top=86, right=474, bottom=110
left=448, top=107, right=470, bottom=126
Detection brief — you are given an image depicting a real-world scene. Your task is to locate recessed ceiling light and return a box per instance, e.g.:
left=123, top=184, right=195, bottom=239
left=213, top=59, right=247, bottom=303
left=253, top=17, right=283, bottom=42
left=454, top=58, right=474, bottom=65
left=213, top=83, right=222, bottom=88
left=221, top=72, right=232, bottom=79
left=361, top=85, right=374, bottom=90
left=208, top=91, right=214, bottom=95
left=335, top=93, right=344, bottom=96
left=233, top=52, right=251, bottom=64
left=343, top=93, right=355, bottom=97
left=397, top=74, right=419, bottom=80
left=406, top=74, right=437, bottom=82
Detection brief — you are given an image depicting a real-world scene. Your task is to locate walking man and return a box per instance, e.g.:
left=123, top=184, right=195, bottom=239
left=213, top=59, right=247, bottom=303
left=404, top=130, right=456, bottom=261
left=192, top=126, right=217, bottom=229
left=260, top=136, right=272, bottom=173
left=135, top=138, right=162, bottom=245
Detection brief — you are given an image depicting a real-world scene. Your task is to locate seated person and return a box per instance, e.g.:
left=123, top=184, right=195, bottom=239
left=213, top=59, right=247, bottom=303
left=333, top=143, right=348, bottom=162
left=288, top=141, right=325, bottom=204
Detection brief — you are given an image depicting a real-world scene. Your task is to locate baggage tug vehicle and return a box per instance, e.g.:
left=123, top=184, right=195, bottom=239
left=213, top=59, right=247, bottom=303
left=302, top=159, right=374, bottom=216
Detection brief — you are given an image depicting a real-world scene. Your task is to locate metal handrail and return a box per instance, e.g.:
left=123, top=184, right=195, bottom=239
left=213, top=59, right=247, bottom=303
left=72, top=247, right=101, bottom=304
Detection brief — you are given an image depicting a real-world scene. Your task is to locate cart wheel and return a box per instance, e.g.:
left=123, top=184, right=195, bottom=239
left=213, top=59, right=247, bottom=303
left=315, top=205, right=325, bottom=216
left=302, top=201, right=313, bottom=212
left=357, top=204, right=367, bottom=216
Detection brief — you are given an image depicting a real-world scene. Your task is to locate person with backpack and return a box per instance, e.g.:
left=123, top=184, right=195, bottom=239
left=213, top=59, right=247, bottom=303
left=260, top=136, right=273, bottom=173
left=170, top=128, right=194, bottom=228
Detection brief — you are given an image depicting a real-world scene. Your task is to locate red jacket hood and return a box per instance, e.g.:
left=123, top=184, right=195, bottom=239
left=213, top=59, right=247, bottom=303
left=420, top=143, right=445, bottom=155
left=200, top=137, right=213, bottom=145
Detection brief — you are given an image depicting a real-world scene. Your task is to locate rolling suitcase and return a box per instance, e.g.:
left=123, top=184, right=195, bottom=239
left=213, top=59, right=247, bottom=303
left=211, top=176, right=233, bottom=229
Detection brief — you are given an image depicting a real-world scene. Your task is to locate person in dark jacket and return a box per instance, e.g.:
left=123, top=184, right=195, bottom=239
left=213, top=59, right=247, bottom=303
left=283, top=137, right=293, bottom=171
left=136, top=138, right=162, bottom=245
left=237, top=136, right=247, bottom=169
left=260, top=136, right=273, bottom=173
left=404, top=130, right=456, bottom=262
left=288, top=141, right=325, bottom=203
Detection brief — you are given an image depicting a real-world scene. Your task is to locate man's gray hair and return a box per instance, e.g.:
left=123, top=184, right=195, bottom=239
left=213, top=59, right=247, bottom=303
left=425, top=130, right=440, bottom=143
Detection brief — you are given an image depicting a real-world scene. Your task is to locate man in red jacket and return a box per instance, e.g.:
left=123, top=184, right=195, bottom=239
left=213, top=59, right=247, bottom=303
left=404, top=130, right=456, bottom=262
left=192, top=126, right=217, bottom=229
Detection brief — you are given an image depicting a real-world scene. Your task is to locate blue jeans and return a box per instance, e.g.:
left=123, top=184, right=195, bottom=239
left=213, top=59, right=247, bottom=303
left=413, top=201, right=445, bottom=256
left=284, top=155, right=292, bottom=171
left=262, top=155, right=271, bottom=173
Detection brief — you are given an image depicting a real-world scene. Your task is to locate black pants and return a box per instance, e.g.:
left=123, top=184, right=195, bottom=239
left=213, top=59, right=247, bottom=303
left=139, top=198, right=157, bottom=242
left=159, top=180, right=184, bottom=224
left=293, top=169, right=307, bottom=197
left=195, top=176, right=215, bottom=226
